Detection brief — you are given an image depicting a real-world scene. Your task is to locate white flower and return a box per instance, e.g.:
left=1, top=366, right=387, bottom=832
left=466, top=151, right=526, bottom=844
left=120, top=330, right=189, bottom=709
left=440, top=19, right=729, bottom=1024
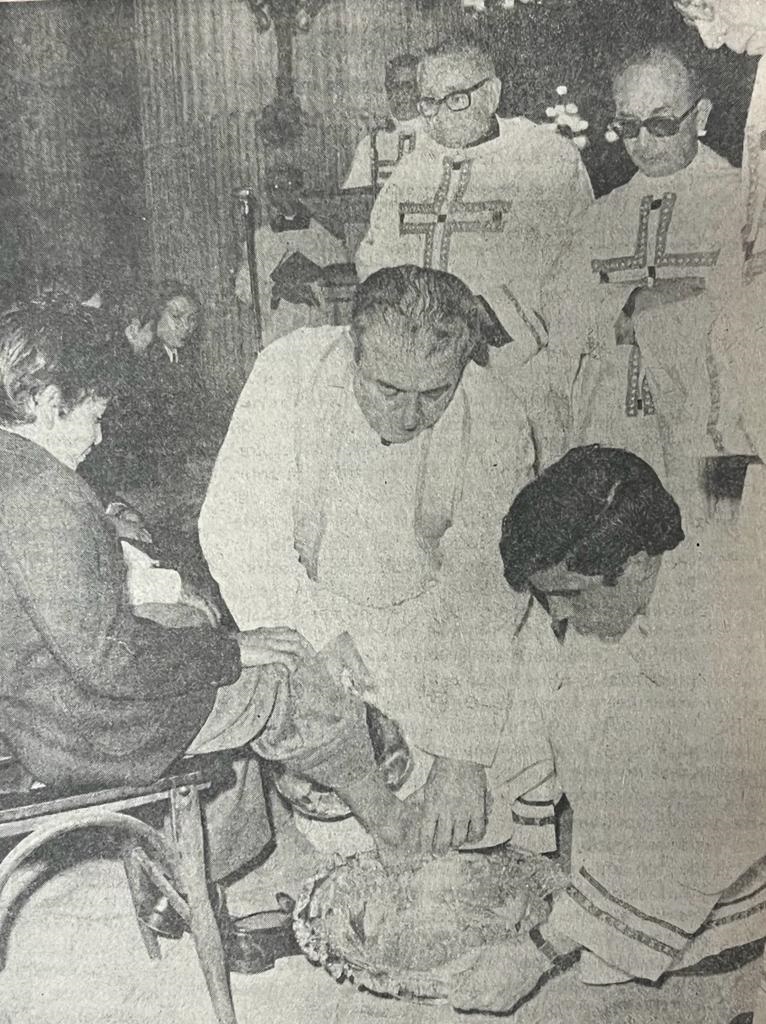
left=564, top=102, right=579, bottom=115
left=462, top=0, right=487, bottom=9
left=605, top=128, right=619, bottom=143
left=556, top=85, right=568, bottom=96
left=573, top=135, right=588, bottom=150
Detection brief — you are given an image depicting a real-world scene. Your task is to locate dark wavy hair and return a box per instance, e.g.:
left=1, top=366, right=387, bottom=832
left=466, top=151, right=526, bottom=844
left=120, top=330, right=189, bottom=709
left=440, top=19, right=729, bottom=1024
left=351, top=264, right=486, bottom=367
left=500, top=446, right=685, bottom=591
left=0, top=298, right=121, bottom=426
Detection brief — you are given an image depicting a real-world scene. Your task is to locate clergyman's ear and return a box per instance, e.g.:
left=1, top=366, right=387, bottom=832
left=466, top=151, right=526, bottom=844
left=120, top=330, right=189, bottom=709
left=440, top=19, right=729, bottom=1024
left=695, top=96, right=713, bottom=136
left=470, top=293, right=513, bottom=364
left=486, top=76, right=502, bottom=114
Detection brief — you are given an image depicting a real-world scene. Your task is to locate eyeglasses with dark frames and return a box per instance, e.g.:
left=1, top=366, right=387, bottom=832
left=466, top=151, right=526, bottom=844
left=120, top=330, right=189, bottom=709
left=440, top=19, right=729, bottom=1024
left=417, top=76, right=494, bottom=119
left=607, top=97, right=703, bottom=140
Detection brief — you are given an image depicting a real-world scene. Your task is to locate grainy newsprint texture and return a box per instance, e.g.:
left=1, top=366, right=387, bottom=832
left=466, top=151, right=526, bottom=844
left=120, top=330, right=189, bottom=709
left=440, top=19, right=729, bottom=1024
left=0, top=1, right=764, bottom=1023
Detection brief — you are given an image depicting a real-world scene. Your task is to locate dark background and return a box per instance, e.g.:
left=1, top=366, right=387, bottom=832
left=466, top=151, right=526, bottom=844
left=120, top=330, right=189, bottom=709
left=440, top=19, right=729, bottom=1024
left=0, top=0, right=757, bottom=397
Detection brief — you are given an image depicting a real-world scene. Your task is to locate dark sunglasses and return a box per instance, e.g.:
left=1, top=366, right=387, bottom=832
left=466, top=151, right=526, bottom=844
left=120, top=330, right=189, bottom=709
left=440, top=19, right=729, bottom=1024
left=608, top=97, right=702, bottom=140
left=417, top=77, right=493, bottom=119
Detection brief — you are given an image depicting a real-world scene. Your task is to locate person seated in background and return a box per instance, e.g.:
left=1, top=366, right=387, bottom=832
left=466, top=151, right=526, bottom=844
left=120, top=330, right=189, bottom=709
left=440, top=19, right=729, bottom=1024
left=80, top=278, right=226, bottom=608
left=341, top=52, right=422, bottom=193
left=356, top=36, right=593, bottom=367
left=201, top=264, right=539, bottom=858
left=0, top=298, right=417, bottom=898
left=234, top=163, right=348, bottom=348
left=83, top=278, right=211, bottom=503
left=445, top=446, right=766, bottom=1012
left=544, top=41, right=744, bottom=525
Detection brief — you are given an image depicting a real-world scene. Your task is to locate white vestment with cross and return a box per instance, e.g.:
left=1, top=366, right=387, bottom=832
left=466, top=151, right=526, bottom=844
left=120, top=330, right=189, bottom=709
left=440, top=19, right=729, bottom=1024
left=342, top=118, right=422, bottom=191
left=544, top=145, right=743, bottom=516
left=356, top=117, right=593, bottom=366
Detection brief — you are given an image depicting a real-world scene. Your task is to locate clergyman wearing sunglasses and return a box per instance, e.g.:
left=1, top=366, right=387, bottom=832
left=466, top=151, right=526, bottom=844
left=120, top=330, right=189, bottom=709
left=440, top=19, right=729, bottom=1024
left=611, top=49, right=712, bottom=179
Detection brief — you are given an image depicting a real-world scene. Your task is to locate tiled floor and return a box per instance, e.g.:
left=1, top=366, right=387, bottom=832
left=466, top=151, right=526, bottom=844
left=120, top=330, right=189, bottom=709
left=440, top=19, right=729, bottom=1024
left=0, top=811, right=758, bottom=1024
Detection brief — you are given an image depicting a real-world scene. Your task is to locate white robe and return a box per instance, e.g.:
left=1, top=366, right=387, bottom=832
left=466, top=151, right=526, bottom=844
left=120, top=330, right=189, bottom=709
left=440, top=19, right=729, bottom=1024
left=545, top=146, right=743, bottom=513
left=708, top=48, right=766, bottom=540
left=234, top=217, right=347, bottom=348
left=341, top=118, right=421, bottom=191
left=199, top=325, right=536, bottom=771
left=490, top=538, right=766, bottom=983
left=356, top=117, right=594, bottom=363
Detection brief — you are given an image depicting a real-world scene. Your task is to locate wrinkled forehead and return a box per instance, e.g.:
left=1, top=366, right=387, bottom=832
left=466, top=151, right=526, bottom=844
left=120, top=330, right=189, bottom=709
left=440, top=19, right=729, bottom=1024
left=418, top=54, right=487, bottom=96
left=355, top=321, right=466, bottom=387
left=613, top=55, right=696, bottom=112
left=528, top=562, right=603, bottom=594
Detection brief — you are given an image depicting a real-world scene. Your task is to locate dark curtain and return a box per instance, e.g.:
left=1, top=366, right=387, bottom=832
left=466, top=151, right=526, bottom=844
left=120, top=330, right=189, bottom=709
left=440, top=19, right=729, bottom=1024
left=0, top=0, right=146, bottom=304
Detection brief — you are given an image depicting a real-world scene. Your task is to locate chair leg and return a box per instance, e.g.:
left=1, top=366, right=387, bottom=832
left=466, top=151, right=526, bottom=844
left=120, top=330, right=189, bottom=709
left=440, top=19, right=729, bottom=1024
left=170, top=784, right=237, bottom=1024
left=754, top=943, right=766, bottom=1024
left=121, top=846, right=162, bottom=961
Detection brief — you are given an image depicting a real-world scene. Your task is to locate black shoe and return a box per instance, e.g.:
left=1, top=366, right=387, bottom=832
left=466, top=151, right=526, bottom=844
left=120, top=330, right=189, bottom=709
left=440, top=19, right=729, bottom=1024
left=142, top=894, right=187, bottom=940
left=140, top=884, right=225, bottom=940
left=729, top=1015, right=754, bottom=1024
left=225, top=906, right=301, bottom=974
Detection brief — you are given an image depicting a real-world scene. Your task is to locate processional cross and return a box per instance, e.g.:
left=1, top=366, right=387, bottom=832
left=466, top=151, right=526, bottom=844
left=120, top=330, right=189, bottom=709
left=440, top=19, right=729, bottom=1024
left=236, top=1, right=332, bottom=351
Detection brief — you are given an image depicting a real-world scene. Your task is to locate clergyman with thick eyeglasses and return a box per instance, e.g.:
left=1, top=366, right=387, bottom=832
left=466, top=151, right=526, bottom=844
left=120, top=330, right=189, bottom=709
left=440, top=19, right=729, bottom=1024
left=355, top=36, right=593, bottom=409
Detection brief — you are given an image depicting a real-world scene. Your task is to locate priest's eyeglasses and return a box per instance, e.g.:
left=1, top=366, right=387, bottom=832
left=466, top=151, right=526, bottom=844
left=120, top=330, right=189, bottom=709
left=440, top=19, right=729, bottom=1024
left=417, top=77, right=493, bottom=119
left=607, top=98, right=702, bottom=140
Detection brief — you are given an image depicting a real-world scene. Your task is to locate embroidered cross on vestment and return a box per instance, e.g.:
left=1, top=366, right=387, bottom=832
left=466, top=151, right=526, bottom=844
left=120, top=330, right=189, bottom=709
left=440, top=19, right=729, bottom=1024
left=590, top=192, right=720, bottom=418
left=373, top=130, right=416, bottom=191
left=398, top=156, right=512, bottom=271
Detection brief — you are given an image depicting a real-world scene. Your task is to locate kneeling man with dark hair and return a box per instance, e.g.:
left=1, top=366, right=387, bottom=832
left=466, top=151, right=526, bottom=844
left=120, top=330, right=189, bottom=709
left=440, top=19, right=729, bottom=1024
left=446, top=446, right=766, bottom=1013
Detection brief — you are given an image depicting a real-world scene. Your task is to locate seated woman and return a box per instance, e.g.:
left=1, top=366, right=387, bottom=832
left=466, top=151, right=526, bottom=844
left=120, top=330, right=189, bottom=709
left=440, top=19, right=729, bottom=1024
left=83, top=279, right=215, bottom=516
left=81, top=279, right=224, bottom=608
left=0, top=296, right=415, bottom=888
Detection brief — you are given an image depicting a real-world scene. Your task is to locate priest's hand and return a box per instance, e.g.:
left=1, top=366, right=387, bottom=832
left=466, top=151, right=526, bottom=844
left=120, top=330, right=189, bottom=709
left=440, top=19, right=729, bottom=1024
left=420, top=756, right=487, bottom=855
left=236, top=627, right=315, bottom=672
left=445, top=936, right=549, bottom=1013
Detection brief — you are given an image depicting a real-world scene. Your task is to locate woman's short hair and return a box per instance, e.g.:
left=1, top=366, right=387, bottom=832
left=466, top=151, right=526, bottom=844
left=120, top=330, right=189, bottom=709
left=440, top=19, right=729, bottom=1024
left=500, top=446, right=685, bottom=591
left=0, top=298, right=120, bottom=426
left=351, top=264, right=485, bottom=367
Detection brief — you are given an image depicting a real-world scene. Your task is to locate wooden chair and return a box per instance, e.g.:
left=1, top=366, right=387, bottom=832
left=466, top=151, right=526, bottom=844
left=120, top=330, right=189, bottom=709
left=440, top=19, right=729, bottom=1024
left=0, top=749, right=240, bottom=1024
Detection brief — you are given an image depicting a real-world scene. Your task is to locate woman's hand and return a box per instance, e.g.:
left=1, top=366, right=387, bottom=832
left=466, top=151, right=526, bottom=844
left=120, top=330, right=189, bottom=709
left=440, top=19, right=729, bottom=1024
left=236, top=627, right=315, bottom=672
left=105, top=502, right=153, bottom=545
left=179, top=582, right=223, bottom=628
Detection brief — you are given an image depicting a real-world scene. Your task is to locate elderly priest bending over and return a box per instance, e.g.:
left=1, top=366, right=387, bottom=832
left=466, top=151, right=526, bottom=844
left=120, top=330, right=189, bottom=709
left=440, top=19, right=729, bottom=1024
left=446, top=445, right=766, bottom=1013
left=200, top=264, right=537, bottom=855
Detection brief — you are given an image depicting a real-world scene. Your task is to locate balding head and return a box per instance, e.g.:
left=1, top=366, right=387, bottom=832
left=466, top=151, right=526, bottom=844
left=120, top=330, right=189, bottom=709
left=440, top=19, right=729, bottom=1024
left=612, top=43, right=711, bottom=177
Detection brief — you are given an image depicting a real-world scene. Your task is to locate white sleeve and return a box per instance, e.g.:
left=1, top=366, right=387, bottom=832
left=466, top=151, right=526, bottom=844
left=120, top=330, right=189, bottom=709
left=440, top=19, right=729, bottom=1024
left=394, top=392, right=536, bottom=765
left=354, top=170, right=408, bottom=280
left=341, top=135, right=373, bottom=190
left=199, top=337, right=307, bottom=628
